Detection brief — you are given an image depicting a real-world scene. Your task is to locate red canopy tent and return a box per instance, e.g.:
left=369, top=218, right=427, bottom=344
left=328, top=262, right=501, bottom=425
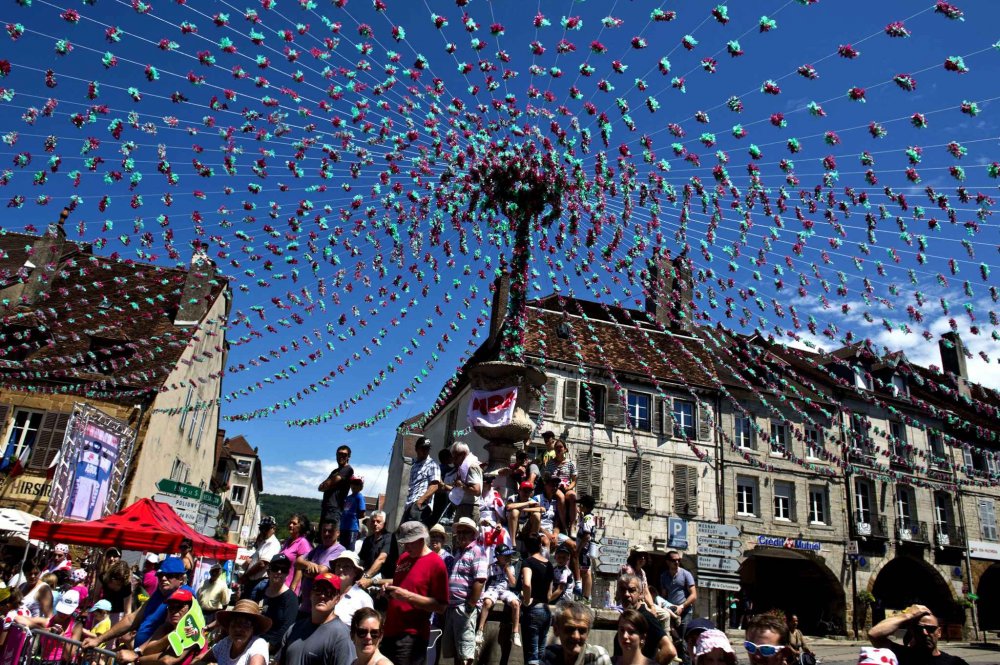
left=28, top=498, right=237, bottom=560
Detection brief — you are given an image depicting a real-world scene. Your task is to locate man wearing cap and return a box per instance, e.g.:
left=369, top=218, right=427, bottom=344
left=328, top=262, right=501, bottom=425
left=382, top=521, right=448, bottom=665
left=242, top=516, right=281, bottom=600
left=505, top=481, right=542, bottom=542
left=442, top=518, right=488, bottom=665
left=616, top=573, right=676, bottom=665
left=331, top=551, right=373, bottom=627
left=197, top=563, right=231, bottom=625
left=83, top=556, right=194, bottom=651
left=403, top=437, right=441, bottom=526
left=295, top=520, right=346, bottom=616
left=279, top=573, right=354, bottom=665
left=868, top=603, right=969, bottom=665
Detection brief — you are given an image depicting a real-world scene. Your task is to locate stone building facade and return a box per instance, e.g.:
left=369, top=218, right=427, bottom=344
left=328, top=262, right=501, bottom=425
left=403, top=272, right=1000, bottom=636
left=0, top=217, right=229, bottom=522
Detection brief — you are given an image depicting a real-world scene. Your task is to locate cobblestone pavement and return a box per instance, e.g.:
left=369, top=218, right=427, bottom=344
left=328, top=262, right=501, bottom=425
left=809, top=641, right=1000, bottom=664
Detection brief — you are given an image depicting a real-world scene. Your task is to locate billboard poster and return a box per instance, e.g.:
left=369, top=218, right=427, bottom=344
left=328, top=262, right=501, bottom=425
left=46, top=404, right=137, bottom=522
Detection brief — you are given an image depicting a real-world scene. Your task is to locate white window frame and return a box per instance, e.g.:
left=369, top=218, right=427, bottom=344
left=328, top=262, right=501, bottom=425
left=769, top=421, right=787, bottom=456
left=230, top=485, right=246, bottom=504
left=736, top=476, right=758, bottom=517
left=854, top=367, right=872, bottom=390
left=804, top=426, right=821, bottom=459
left=808, top=486, right=829, bottom=525
left=2, top=409, right=44, bottom=464
left=672, top=399, right=696, bottom=439
left=855, top=479, right=874, bottom=526
left=626, top=391, right=652, bottom=432
left=981, top=499, right=998, bottom=542
left=773, top=481, right=794, bottom=522
left=890, top=374, right=907, bottom=397
left=896, top=485, right=916, bottom=525
left=735, top=415, right=754, bottom=450
left=179, top=385, right=194, bottom=432
left=933, top=492, right=951, bottom=531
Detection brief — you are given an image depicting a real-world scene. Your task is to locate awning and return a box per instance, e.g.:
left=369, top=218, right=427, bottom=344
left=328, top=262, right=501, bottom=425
left=0, top=508, right=42, bottom=544
left=27, top=498, right=237, bottom=560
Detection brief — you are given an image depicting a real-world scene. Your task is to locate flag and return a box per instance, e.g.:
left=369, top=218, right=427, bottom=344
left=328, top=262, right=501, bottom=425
left=7, top=445, right=31, bottom=479
left=45, top=446, right=63, bottom=481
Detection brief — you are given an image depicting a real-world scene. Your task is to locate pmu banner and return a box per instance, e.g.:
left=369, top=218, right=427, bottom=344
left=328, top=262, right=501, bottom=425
left=46, top=404, right=137, bottom=522
left=467, top=386, right=518, bottom=428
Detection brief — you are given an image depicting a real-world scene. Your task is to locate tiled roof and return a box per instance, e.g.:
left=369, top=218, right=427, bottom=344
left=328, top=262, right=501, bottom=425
left=0, top=227, right=226, bottom=398
left=523, top=298, right=718, bottom=388
left=224, top=435, right=257, bottom=457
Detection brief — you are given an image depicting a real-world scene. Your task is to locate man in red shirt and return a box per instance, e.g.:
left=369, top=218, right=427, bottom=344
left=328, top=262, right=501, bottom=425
left=382, top=521, right=448, bottom=665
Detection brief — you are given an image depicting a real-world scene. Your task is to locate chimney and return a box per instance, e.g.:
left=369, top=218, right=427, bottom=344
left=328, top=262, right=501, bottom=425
left=486, top=271, right=510, bottom=349
left=645, top=249, right=693, bottom=332
left=938, top=332, right=971, bottom=397
left=174, top=246, right=220, bottom=325
left=20, top=207, right=69, bottom=306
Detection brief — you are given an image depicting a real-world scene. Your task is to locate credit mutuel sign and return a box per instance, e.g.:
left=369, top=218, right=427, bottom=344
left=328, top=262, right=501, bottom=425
left=756, top=535, right=822, bottom=552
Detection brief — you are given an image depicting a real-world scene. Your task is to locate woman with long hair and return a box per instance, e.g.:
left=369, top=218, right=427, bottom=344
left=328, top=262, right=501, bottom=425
left=619, top=550, right=656, bottom=609
left=616, top=609, right=655, bottom=665
left=279, top=514, right=313, bottom=594
left=351, top=608, right=392, bottom=665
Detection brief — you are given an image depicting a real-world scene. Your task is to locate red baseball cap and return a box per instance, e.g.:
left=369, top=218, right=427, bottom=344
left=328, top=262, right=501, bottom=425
left=519, top=481, right=533, bottom=490
left=313, top=573, right=342, bottom=591
left=168, top=589, right=193, bottom=603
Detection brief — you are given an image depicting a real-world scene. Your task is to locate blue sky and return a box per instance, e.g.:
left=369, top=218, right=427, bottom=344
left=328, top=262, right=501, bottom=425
left=0, top=0, right=997, bottom=497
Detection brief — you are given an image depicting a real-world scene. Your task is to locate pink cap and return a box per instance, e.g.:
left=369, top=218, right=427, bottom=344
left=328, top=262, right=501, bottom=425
left=857, top=647, right=898, bottom=665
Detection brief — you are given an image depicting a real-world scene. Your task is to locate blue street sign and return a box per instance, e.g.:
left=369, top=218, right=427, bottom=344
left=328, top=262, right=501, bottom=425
left=668, top=517, right=689, bottom=550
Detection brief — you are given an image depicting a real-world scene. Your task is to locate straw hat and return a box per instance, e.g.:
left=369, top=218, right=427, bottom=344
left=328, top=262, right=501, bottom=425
left=217, top=599, right=273, bottom=634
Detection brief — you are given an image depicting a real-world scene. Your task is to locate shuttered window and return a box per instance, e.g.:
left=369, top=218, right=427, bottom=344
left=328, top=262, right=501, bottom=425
left=562, top=380, right=606, bottom=424
left=605, top=385, right=625, bottom=428
left=530, top=376, right=559, bottom=417
left=673, top=464, right=698, bottom=517
left=980, top=499, right=998, bottom=542
left=27, top=410, right=71, bottom=470
left=576, top=450, right=603, bottom=503
left=625, top=455, right=652, bottom=510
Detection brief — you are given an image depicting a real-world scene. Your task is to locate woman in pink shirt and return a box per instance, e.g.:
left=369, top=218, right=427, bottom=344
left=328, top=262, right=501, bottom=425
left=279, top=514, right=313, bottom=593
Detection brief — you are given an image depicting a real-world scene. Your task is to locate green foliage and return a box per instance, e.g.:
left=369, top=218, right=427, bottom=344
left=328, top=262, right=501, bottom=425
left=857, top=590, right=875, bottom=605
left=259, top=493, right=322, bottom=541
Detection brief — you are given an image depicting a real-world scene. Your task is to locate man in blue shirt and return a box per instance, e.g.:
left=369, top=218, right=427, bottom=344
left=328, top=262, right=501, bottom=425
left=82, top=556, right=194, bottom=649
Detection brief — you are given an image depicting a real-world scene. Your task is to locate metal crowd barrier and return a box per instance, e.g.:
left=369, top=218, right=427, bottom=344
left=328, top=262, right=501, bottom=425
left=2, top=624, right=119, bottom=665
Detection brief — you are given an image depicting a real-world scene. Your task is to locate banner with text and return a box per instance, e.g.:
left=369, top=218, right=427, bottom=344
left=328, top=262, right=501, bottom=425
left=46, top=404, right=137, bottom=522
left=467, top=387, right=518, bottom=428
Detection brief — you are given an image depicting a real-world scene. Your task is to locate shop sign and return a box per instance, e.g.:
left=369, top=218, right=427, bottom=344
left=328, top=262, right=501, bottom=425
left=756, top=535, right=821, bottom=551
left=6, top=475, right=52, bottom=502
left=968, top=539, right=1000, bottom=561
left=668, top=517, right=688, bottom=549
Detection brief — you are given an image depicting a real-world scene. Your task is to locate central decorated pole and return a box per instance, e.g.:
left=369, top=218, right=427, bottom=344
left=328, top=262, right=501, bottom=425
left=464, top=138, right=567, bottom=471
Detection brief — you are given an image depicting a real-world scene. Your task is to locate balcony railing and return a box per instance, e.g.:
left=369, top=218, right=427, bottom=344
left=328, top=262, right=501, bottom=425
left=848, top=444, right=878, bottom=466
left=934, top=523, right=966, bottom=548
left=895, top=518, right=928, bottom=544
left=852, top=515, right=889, bottom=540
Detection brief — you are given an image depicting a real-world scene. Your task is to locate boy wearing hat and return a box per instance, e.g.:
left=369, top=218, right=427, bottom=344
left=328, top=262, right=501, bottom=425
left=428, top=524, right=454, bottom=571
left=83, top=599, right=113, bottom=647
left=278, top=573, right=353, bottom=665
left=552, top=545, right=575, bottom=604
left=443, top=517, right=488, bottom=665
left=474, top=544, right=521, bottom=648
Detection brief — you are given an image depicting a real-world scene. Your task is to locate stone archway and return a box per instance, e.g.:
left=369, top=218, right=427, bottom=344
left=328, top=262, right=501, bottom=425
left=976, top=563, right=1000, bottom=630
left=739, top=547, right=846, bottom=635
left=869, top=554, right=959, bottom=624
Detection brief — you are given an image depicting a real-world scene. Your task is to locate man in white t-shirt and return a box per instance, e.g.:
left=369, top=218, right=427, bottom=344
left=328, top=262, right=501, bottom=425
left=241, top=516, right=280, bottom=599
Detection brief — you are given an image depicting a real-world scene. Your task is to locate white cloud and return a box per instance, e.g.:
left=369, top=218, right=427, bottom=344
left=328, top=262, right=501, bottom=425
left=263, top=460, right=391, bottom=499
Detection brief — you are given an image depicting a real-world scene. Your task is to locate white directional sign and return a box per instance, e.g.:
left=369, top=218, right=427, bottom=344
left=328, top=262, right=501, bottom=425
left=596, top=538, right=630, bottom=574
left=698, top=536, right=741, bottom=551
left=696, top=522, right=741, bottom=539
left=155, top=493, right=199, bottom=525
left=701, top=578, right=741, bottom=592
left=698, top=545, right=741, bottom=558
left=698, top=555, right=740, bottom=573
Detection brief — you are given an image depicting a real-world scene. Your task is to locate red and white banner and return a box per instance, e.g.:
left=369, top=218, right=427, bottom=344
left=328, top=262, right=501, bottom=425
left=468, top=387, right=518, bottom=428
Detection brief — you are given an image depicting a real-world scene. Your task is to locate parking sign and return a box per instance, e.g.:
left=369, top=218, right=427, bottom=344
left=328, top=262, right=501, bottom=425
left=668, top=517, right=688, bottom=549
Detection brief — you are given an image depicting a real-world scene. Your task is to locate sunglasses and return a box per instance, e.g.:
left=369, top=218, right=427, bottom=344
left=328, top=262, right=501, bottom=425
left=744, top=642, right=783, bottom=657
left=167, top=602, right=190, bottom=611
left=355, top=629, right=381, bottom=639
